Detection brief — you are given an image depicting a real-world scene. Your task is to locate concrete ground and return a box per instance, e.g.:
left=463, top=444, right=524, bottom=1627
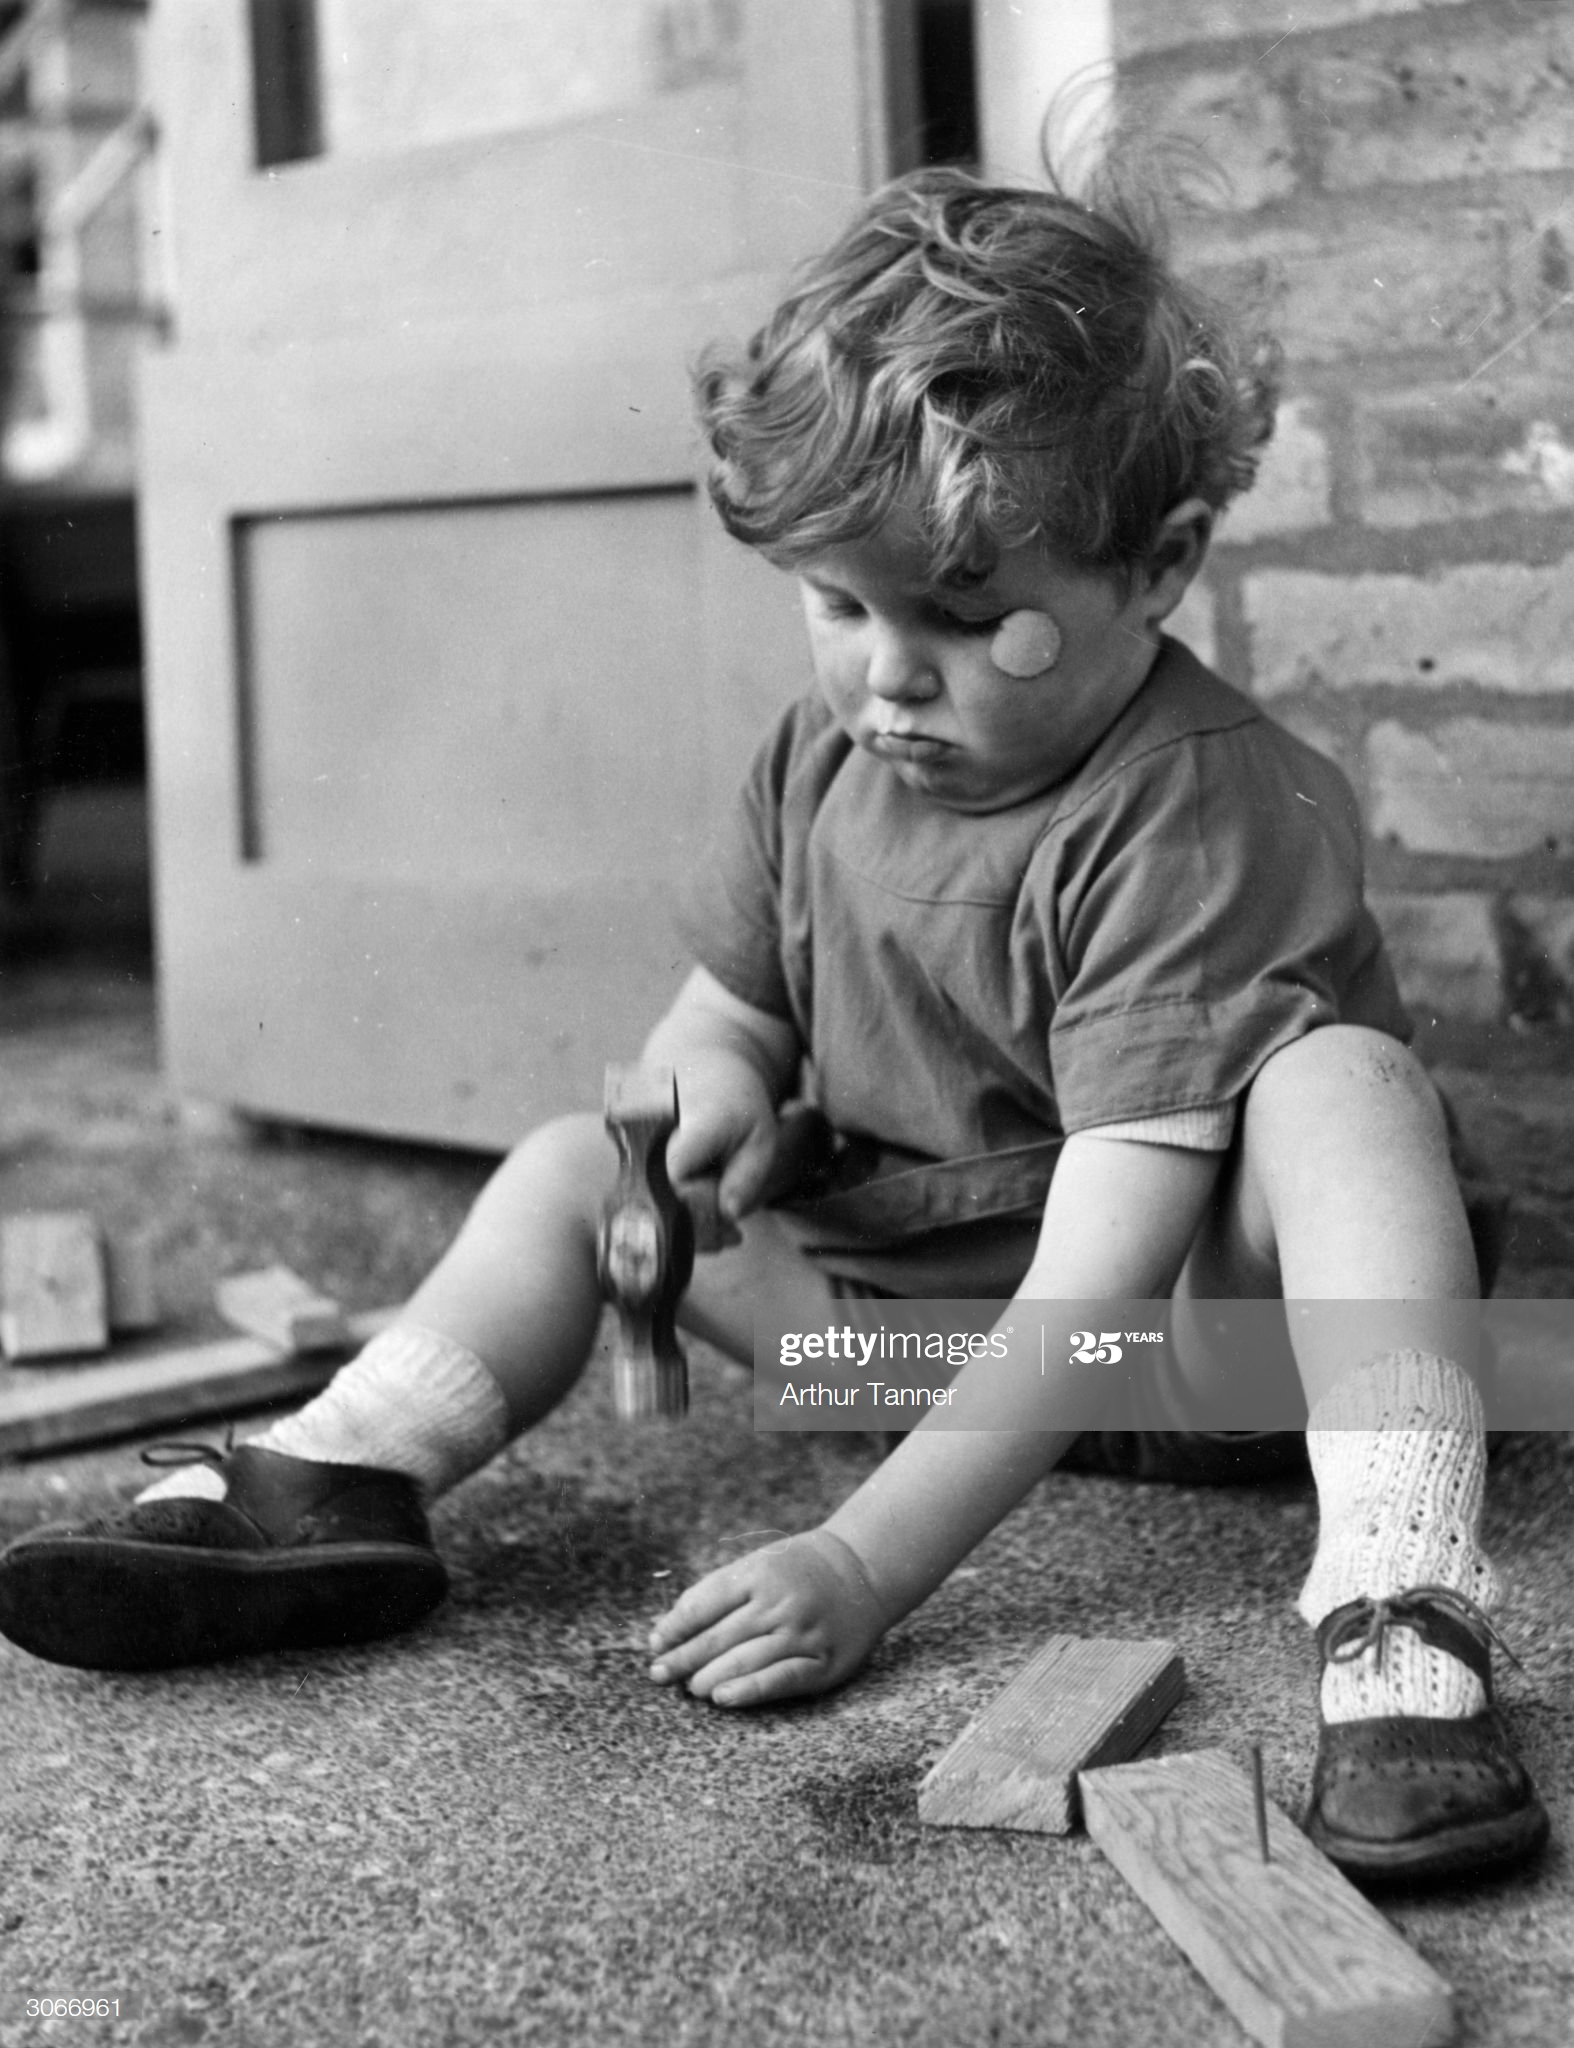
left=2, top=795, right=1573, bottom=2047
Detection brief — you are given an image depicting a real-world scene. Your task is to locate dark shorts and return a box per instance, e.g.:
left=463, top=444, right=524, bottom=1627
left=773, top=1089, right=1509, bottom=1487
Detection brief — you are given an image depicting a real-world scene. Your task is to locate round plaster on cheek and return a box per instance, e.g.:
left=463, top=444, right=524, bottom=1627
left=989, top=609, right=1062, bottom=678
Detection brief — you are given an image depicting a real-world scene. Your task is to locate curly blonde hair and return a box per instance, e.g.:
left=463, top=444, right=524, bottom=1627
left=695, top=165, right=1279, bottom=581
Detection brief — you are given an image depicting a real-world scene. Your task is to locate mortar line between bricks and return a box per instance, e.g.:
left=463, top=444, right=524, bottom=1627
left=1116, top=0, right=1560, bottom=85
left=1213, top=519, right=1574, bottom=578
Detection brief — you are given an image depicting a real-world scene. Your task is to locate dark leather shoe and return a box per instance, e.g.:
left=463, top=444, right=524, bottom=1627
left=1305, top=1588, right=1550, bottom=1884
left=0, top=1443, right=447, bottom=1671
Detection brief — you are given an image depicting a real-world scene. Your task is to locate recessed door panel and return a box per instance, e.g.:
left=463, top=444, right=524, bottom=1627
left=236, top=492, right=702, bottom=885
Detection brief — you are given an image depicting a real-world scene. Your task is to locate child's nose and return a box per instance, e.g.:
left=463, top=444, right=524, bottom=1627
left=865, top=626, right=941, bottom=701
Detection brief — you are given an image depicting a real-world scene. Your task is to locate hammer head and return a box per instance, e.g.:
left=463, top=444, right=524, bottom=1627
left=597, top=1064, right=693, bottom=1421
left=603, top=1064, right=681, bottom=1129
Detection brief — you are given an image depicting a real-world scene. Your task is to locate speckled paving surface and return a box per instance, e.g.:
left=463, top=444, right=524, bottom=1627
left=1, top=962, right=1572, bottom=2048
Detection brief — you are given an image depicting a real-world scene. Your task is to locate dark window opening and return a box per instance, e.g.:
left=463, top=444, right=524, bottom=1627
left=248, top=0, right=323, bottom=168
left=0, top=2, right=26, bottom=121
left=0, top=501, right=148, bottom=934
left=914, top=0, right=978, bottom=167
left=0, top=161, right=39, bottom=282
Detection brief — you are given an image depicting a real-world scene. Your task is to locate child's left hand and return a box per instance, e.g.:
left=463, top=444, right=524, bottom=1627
left=647, top=1528, right=889, bottom=1708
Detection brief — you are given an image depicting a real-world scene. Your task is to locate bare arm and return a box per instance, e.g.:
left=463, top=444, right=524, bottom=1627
left=649, top=1132, right=1223, bottom=1705
left=822, top=1132, right=1223, bottom=1628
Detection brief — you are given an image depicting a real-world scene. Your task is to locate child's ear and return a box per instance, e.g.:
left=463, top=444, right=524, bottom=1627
left=1138, top=498, right=1214, bottom=624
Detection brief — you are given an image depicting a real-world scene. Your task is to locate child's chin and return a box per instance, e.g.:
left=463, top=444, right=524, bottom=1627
left=886, top=756, right=1047, bottom=813
left=885, top=756, right=964, bottom=802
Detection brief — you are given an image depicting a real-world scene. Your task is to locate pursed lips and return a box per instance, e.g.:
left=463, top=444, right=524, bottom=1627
left=864, top=725, right=951, bottom=760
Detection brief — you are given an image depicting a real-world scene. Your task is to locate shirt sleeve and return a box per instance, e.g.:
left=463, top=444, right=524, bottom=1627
left=1078, top=1103, right=1238, bottom=1150
left=1040, top=720, right=1401, bottom=1134
left=674, top=697, right=812, bottom=1020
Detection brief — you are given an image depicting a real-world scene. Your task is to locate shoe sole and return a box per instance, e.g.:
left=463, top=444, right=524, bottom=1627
left=1307, top=1797, right=1552, bottom=1885
left=0, top=1536, right=448, bottom=1671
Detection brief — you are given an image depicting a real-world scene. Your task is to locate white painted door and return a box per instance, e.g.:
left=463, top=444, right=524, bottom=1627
left=138, top=0, right=894, bottom=1145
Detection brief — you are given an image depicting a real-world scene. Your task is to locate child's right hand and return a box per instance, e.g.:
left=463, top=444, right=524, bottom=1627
left=641, top=965, right=804, bottom=1228
left=664, top=1064, right=785, bottom=1227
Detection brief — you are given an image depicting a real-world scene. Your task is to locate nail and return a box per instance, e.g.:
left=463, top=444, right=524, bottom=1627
left=1250, top=1744, right=1270, bottom=1863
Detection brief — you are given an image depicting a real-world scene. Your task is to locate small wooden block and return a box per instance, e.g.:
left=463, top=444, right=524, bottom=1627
left=215, top=1265, right=349, bottom=1355
left=104, top=1228, right=161, bottom=1334
left=0, top=1308, right=395, bottom=1460
left=918, top=1634, right=1185, bottom=1833
left=1079, top=1749, right=1455, bottom=2048
left=0, top=1212, right=109, bottom=1360
left=603, top=1064, right=678, bottom=1125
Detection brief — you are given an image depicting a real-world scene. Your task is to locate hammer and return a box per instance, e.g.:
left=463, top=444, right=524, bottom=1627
left=597, top=1064, right=833, bottom=1422
left=597, top=1064, right=700, bottom=1422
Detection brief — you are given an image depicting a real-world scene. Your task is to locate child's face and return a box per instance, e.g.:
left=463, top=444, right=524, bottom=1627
left=796, top=516, right=1197, bottom=813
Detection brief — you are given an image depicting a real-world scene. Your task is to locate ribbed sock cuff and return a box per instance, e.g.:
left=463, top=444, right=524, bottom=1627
left=1299, top=1348, right=1494, bottom=1623
left=1306, top=1347, right=1483, bottom=1436
left=138, top=1326, right=513, bottom=1506
left=1298, top=1349, right=1495, bottom=1719
left=255, top=1324, right=512, bottom=1499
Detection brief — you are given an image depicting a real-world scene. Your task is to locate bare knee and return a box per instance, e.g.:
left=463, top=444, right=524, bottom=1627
left=1244, top=1025, right=1448, bottom=1156
left=1235, top=1025, right=1475, bottom=1298
left=512, top=1109, right=614, bottom=1177
left=1216, top=1028, right=1445, bottom=1275
left=477, top=1111, right=615, bottom=1238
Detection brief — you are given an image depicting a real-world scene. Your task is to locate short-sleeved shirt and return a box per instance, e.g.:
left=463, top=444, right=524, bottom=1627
left=678, top=637, right=1410, bottom=1166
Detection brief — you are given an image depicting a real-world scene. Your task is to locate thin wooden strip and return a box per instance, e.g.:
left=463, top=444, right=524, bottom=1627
left=215, top=1264, right=350, bottom=1354
left=1079, top=1749, right=1455, bottom=2048
left=918, top=1634, right=1185, bottom=1833
left=0, top=1308, right=396, bottom=1460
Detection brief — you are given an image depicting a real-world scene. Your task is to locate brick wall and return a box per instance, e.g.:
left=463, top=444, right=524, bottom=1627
left=1113, top=0, right=1574, bottom=1027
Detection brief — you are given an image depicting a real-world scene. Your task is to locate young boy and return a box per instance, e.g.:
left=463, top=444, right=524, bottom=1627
left=0, top=168, right=1547, bottom=1886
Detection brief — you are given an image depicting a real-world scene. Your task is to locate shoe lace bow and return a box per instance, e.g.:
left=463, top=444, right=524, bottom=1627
left=139, top=1428, right=236, bottom=1473
left=1325, top=1584, right=1522, bottom=1675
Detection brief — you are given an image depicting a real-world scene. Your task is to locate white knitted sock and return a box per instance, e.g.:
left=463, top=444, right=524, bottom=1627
left=136, top=1325, right=512, bottom=1505
left=1298, top=1349, right=1496, bottom=1722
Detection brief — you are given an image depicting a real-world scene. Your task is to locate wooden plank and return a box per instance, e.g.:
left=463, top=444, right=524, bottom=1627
left=0, top=1308, right=396, bottom=1462
left=1079, top=1749, right=1456, bottom=2048
left=215, top=1265, right=349, bottom=1355
left=918, top=1635, right=1185, bottom=1833
left=0, top=1212, right=109, bottom=1360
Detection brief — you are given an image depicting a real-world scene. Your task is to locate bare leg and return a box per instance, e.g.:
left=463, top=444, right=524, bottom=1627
left=1169, top=1027, right=1548, bottom=1887
left=1178, top=1025, right=1480, bottom=1408
left=400, top=1113, right=614, bottom=1432
left=403, top=1114, right=851, bottom=1431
